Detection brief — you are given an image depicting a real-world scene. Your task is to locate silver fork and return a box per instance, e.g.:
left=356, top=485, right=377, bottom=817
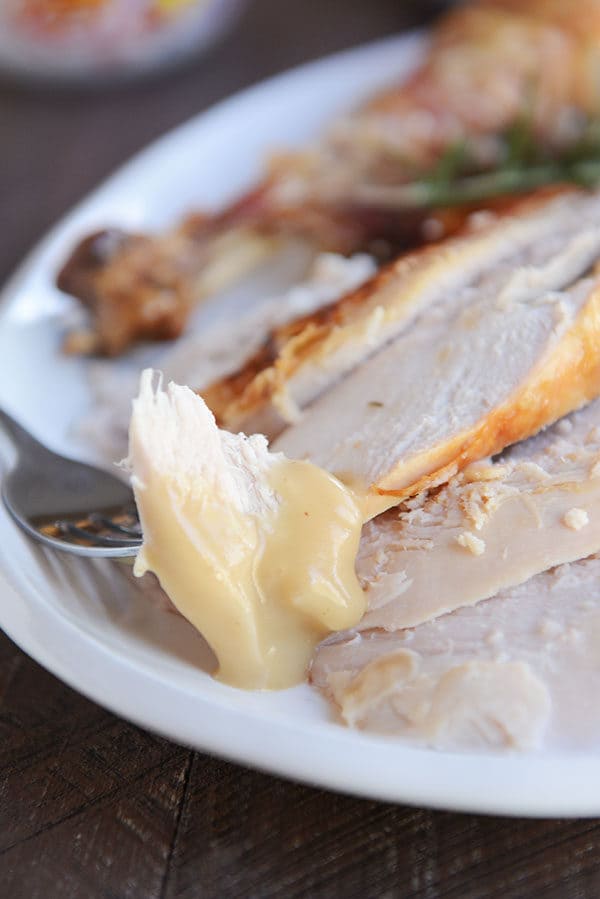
left=0, top=408, right=141, bottom=558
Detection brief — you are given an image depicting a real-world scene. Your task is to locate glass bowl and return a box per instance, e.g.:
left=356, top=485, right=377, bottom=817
left=0, top=0, right=248, bottom=84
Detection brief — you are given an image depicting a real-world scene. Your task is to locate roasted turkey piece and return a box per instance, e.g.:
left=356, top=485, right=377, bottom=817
left=58, top=0, right=600, bottom=355
left=202, top=189, right=600, bottom=439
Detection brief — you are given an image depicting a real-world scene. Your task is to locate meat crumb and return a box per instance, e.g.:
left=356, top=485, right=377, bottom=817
left=462, top=461, right=509, bottom=483
left=556, top=419, right=573, bottom=435
left=563, top=508, right=589, bottom=531
left=456, top=532, right=486, bottom=556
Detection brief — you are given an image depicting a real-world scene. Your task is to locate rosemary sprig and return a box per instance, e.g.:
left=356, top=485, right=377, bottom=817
left=353, top=158, right=600, bottom=210
left=352, top=117, right=600, bottom=211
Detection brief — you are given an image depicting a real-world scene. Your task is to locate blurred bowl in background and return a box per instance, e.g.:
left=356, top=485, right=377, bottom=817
left=0, top=0, right=248, bottom=85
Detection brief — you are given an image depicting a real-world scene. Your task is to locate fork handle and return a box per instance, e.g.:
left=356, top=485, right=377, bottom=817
left=0, top=407, right=47, bottom=459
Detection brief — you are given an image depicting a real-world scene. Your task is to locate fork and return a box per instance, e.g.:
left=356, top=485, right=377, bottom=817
left=0, top=408, right=141, bottom=558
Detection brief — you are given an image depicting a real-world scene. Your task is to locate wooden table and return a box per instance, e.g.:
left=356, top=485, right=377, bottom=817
left=2, top=2, right=600, bottom=896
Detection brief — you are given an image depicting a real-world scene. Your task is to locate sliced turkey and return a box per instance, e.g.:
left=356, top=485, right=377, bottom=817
left=311, top=553, right=600, bottom=752
left=209, top=190, right=600, bottom=440
left=355, top=397, right=600, bottom=629
left=274, top=233, right=600, bottom=509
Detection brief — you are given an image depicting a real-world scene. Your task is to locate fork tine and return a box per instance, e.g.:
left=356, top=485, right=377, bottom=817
left=58, top=521, right=142, bottom=548
left=87, top=512, right=142, bottom=536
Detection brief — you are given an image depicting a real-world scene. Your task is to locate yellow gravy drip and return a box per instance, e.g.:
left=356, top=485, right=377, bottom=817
left=133, top=457, right=366, bottom=690
left=334, top=470, right=400, bottom=522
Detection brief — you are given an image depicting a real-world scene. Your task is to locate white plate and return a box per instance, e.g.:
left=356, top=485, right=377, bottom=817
left=1, top=34, right=599, bottom=818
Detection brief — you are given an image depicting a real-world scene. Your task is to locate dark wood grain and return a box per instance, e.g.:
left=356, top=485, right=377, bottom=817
left=4, top=629, right=600, bottom=899
left=2, top=1, right=600, bottom=897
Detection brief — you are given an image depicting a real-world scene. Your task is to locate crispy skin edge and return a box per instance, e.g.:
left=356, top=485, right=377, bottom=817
left=373, top=275, right=600, bottom=500
left=203, top=188, right=574, bottom=431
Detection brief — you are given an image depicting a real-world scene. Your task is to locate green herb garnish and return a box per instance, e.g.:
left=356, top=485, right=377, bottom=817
left=353, top=116, right=600, bottom=210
